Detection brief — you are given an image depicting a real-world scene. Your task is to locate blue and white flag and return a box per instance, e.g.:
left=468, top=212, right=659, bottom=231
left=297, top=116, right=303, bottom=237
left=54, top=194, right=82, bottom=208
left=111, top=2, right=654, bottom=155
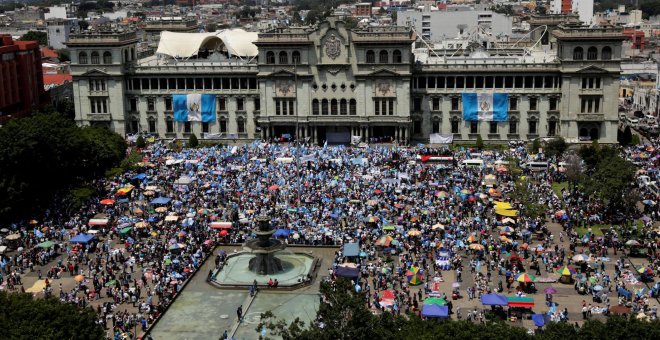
left=462, top=93, right=508, bottom=121
left=173, top=94, right=216, bottom=122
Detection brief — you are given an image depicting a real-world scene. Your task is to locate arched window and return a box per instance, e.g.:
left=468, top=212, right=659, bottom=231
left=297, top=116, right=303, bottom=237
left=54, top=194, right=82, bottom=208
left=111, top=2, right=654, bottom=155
left=90, top=51, right=100, bottom=64
left=587, top=47, right=598, bottom=60
left=292, top=51, right=301, bottom=64
left=393, top=50, right=402, bottom=63
left=321, top=99, right=329, bottom=115
left=103, top=51, right=112, bottom=64
left=124, top=49, right=129, bottom=62
left=602, top=46, right=612, bottom=60
left=340, top=99, right=347, bottom=115
left=266, top=51, right=275, bottom=64
left=79, top=51, right=88, bottom=64
left=278, top=51, right=288, bottom=64
left=379, top=50, right=388, bottom=63
left=349, top=99, right=357, bottom=115
left=573, top=47, right=583, bottom=60
left=312, top=99, right=319, bottom=115
left=366, top=50, right=375, bottom=63
left=579, top=128, right=588, bottom=138
left=331, top=99, right=338, bottom=115
left=590, top=127, right=599, bottom=140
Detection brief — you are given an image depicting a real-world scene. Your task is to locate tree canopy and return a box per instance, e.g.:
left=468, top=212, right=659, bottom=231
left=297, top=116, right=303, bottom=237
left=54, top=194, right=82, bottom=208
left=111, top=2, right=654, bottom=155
left=18, top=31, right=47, bottom=46
left=0, top=291, right=104, bottom=339
left=258, top=278, right=660, bottom=340
left=0, top=113, right=126, bottom=222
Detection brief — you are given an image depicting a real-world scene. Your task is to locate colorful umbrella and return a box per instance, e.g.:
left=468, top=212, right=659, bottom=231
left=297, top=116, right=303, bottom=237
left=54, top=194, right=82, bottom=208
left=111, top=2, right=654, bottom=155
left=500, top=226, right=515, bottom=233
left=638, top=266, right=653, bottom=275
left=556, top=266, right=577, bottom=276
left=74, top=275, right=85, bottom=282
left=100, top=199, right=115, bottom=205
left=406, top=267, right=423, bottom=285
left=572, top=254, right=590, bottom=262
left=467, top=235, right=478, bottom=243
left=469, top=243, right=485, bottom=251
left=543, top=287, right=557, bottom=295
left=155, top=207, right=168, bottom=213
left=219, top=230, right=228, bottom=236
left=515, top=273, right=536, bottom=283
left=435, top=191, right=448, bottom=198
left=407, top=229, right=422, bottom=236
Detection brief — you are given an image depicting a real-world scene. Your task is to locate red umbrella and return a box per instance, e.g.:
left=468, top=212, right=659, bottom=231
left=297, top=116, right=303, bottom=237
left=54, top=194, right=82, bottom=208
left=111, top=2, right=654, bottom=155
left=219, top=230, right=228, bottom=236
left=268, top=185, right=280, bottom=191
left=374, top=189, right=383, bottom=194
left=100, top=199, right=115, bottom=205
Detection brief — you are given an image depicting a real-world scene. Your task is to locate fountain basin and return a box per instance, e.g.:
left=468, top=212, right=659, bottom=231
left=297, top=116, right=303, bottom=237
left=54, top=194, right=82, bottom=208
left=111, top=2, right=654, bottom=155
left=211, top=251, right=316, bottom=288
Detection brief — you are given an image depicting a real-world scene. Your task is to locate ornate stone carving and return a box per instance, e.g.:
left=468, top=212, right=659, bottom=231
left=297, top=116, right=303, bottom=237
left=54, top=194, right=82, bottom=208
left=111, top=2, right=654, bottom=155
left=324, top=34, right=341, bottom=60
left=274, top=80, right=295, bottom=97
left=374, top=80, right=395, bottom=97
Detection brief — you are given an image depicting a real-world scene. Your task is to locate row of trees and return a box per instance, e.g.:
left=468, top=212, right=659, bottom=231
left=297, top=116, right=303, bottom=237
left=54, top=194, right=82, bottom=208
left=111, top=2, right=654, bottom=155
left=0, top=113, right=127, bottom=222
left=258, top=278, right=660, bottom=340
left=0, top=292, right=103, bottom=339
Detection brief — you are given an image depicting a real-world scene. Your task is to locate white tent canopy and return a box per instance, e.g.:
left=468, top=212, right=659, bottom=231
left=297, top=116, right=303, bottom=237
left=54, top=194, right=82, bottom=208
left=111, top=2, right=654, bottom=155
left=216, top=29, right=259, bottom=57
left=156, top=29, right=258, bottom=60
left=156, top=31, right=224, bottom=59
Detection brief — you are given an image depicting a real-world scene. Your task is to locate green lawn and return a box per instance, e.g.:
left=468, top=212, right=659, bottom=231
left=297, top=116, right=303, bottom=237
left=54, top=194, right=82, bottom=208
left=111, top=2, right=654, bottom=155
left=575, top=220, right=644, bottom=237
left=551, top=181, right=568, bottom=197
left=575, top=225, right=605, bottom=237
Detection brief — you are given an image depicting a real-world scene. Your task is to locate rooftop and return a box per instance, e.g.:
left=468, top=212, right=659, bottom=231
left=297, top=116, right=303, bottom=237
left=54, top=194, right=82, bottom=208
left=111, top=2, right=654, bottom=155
left=66, top=30, right=138, bottom=46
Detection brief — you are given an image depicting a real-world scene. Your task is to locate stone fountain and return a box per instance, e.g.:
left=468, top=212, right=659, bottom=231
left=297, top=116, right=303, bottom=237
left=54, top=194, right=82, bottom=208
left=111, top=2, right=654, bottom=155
left=210, top=215, right=317, bottom=288
left=243, top=216, right=286, bottom=275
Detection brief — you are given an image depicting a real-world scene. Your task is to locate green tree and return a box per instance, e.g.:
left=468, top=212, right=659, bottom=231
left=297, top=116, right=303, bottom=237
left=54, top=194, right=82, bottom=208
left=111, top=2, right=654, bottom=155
left=0, top=291, right=104, bottom=339
left=531, top=138, right=541, bottom=154
left=0, top=113, right=125, bottom=222
left=56, top=49, right=70, bottom=62
left=476, top=135, right=484, bottom=150
left=581, top=152, right=635, bottom=213
left=632, top=134, right=641, bottom=145
left=136, top=135, right=146, bottom=148
left=188, top=133, right=199, bottom=148
left=18, top=31, right=47, bottom=46
left=545, top=137, right=567, bottom=158
left=619, top=126, right=632, bottom=146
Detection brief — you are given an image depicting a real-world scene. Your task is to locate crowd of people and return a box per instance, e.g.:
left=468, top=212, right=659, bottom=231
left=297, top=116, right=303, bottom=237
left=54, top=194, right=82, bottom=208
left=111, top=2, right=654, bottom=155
left=0, top=137, right=660, bottom=338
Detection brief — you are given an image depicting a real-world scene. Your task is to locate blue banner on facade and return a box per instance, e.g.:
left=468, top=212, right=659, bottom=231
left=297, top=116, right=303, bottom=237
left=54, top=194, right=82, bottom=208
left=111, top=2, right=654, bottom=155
left=173, top=94, right=216, bottom=122
left=462, top=93, right=508, bottom=121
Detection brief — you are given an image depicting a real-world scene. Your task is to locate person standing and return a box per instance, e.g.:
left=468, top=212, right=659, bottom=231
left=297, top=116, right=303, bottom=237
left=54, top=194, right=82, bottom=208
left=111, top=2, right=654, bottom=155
left=237, top=305, right=243, bottom=322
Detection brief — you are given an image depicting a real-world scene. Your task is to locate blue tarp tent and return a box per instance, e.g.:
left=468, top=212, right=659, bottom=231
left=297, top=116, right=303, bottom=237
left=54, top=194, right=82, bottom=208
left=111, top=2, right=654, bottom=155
left=150, top=197, right=171, bottom=205
left=69, top=234, right=95, bottom=244
left=532, top=314, right=549, bottom=327
left=343, top=242, right=360, bottom=257
left=335, top=266, right=359, bottom=279
left=132, top=173, right=147, bottom=180
left=618, top=287, right=632, bottom=299
left=422, top=304, right=449, bottom=318
left=480, top=294, right=508, bottom=306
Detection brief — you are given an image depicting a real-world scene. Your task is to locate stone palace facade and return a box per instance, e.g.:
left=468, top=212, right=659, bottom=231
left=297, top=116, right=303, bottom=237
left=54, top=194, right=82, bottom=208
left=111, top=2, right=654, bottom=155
left=68, top=16, right=625, bottom=144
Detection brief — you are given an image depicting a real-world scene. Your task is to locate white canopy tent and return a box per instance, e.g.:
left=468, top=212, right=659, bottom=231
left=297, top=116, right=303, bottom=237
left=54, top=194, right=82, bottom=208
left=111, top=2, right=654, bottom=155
left=156, top=29, right=259, bottom=61
left=156, top=31, right=224, bottom=60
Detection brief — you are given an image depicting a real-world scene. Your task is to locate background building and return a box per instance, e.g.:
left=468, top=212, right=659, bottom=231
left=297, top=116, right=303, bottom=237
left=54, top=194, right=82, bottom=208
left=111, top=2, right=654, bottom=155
left=397, top=9, right=513, bottom=41
left=0, top=34, right=45, bottom=124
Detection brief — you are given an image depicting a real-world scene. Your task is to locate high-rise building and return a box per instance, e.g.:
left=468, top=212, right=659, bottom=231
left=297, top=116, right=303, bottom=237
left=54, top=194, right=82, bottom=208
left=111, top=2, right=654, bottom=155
left=0, top=35, right=45, bottom=124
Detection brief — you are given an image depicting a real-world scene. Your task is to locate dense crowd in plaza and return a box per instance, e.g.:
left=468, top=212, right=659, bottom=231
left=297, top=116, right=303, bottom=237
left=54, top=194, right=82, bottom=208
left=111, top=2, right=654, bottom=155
left=2, top=136, right=660, bottom=338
